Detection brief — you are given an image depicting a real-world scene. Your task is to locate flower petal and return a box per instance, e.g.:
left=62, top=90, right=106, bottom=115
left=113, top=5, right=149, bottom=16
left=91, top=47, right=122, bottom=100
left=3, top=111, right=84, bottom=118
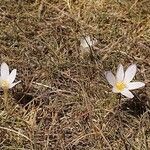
left=105, top=71, right=116, bottom=86
left=116, top=64, right=124, bottom=81
left=127, top=82, right=145, bottom=90
left=80, top=36, right=90, bottom=48
left=124, top=64, right=136, bottom=84
left=121, top=88, right=134, bottom=98
left=80, top=36, right=96, bottom=48
left=8, top=69, right=16, bottom=84
left=9, top=81, right=21, bottom=89
left=112, top=87, right=120, bottom=93
left=1, top=62, right=9, bottom=79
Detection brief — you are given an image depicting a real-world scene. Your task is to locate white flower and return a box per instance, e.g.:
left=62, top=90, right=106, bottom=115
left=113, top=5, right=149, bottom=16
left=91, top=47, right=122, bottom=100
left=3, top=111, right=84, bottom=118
left=105, top=64, right=145, bottom=98
left=0, top=62, right=21, bottom=90
left=80, top=36, right=97, bottom=48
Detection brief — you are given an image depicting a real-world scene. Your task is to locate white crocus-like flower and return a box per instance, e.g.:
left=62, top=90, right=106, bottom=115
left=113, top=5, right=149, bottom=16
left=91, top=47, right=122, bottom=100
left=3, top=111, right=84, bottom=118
left=105, top=64, right=145, bottom=98
left=0, top=62, right=21, bottom=90
left=80, top=36, right=97, bottom=48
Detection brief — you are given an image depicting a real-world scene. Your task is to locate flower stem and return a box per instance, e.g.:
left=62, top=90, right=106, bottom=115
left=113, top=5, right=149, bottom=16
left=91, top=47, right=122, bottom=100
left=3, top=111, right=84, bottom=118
left=3, top=89, right=8, bottom=110
left=118, top=93, right=122, bottom=105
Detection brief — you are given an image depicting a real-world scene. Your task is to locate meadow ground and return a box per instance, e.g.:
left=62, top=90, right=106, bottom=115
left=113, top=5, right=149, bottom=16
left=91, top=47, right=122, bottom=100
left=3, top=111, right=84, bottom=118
left=0, top=0, right=150, bottom=149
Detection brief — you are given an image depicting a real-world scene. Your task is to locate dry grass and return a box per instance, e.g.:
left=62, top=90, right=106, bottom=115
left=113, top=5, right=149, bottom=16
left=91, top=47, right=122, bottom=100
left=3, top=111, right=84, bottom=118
left=0, top=0, right=150, bottom=149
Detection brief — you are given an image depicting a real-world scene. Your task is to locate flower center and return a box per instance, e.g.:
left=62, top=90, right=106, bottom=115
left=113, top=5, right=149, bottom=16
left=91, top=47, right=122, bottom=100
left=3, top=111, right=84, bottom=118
left=0, top=80, right=9, bottom=89
left=115, top=82, right=126, bottom=91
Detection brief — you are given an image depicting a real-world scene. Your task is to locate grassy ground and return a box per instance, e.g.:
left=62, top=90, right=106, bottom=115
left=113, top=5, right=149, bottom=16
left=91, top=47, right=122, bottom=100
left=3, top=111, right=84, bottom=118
left=0, top=0, right=150, bottom=149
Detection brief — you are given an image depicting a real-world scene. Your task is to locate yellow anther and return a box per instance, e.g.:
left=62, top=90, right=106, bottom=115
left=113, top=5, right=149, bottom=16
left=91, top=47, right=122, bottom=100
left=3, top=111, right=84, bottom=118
left=115, top=82, right=126, bottom=91
left=0, top=80, right=9, bottom=89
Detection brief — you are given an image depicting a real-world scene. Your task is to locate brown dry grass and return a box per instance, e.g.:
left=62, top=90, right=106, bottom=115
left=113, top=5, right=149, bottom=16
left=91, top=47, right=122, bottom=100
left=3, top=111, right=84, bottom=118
left=0, top=0, right=150, bottom=149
